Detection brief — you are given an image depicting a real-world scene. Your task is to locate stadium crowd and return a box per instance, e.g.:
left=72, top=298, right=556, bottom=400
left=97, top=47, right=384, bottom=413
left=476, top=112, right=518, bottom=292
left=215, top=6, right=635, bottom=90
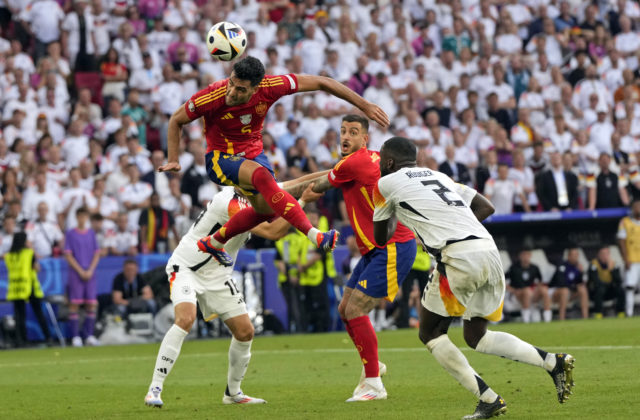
left=2, top=0, right=640, bottom=343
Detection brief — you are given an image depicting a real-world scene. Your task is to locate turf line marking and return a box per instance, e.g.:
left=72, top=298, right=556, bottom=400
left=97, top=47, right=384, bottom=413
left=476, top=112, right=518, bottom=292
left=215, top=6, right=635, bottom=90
left=0, top=345, right=638, bottom=369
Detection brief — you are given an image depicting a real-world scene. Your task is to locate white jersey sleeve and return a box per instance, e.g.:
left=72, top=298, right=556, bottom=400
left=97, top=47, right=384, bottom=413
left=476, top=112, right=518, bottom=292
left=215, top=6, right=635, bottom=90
left=453, top=182, right=477, bottom=206
left=168, top=187, right=250, bottom=275
left=374, top=167, right=492, bottom=251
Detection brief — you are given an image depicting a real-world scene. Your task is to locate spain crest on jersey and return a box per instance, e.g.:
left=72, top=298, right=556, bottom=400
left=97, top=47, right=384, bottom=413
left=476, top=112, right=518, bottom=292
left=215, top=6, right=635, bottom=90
left=255, top=102, right=268, bottom=116
left=240, top=114, right=252, bottom=125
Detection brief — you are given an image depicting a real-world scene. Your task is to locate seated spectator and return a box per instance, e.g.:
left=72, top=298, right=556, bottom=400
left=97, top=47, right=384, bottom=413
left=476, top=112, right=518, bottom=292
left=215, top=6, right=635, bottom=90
left=588, top=246, right=625, bottom=318
left=138, top=192, right=178, bottom=254
left=439, top=145, right=472, bottom=186
left=550, top=247, right=589, bottom=320
left=484, top=163, right=530, bottom=214
left=286, top=137, right=318, bottom=179
left=111, top=259, right=156, bottom=317
left=4, top=232, right=52, bottom=347
left=536, top=151, right=579, bottom=211
left=506, top=249, right=551, bottom=323
left=106, top=212, right=138, bottom=257
left=587, top=153, right=630, bottom=209
left=24, top=201, right=64, bottom=258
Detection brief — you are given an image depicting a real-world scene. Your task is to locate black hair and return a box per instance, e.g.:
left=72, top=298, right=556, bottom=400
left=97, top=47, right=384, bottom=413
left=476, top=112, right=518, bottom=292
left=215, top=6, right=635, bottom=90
left=90, top=213, right=104, bottom=221
left=382, top=137, right=417, bottom=162
left=341, top=114, right=369, bottom=133
left=76, top=206, right=89, bottom=216
left=9, top=231, right=27, bottom=254
left=232, top=56, right=265, bottom=86
left=124, top=258, right=138, bottom=266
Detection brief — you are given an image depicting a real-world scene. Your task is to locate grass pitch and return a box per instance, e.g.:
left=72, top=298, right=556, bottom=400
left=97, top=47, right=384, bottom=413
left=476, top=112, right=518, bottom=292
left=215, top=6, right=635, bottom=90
left=1, top=318, right=640, bottom=419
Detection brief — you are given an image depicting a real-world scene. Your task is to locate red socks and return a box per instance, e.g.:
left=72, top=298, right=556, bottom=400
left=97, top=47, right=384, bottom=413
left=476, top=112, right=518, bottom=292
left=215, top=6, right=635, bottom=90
left=347, top=315, right=380, bottom=378
left=251, top=166, right=312, bottom=234
left=212, top=166, right=312, bottom=244
left=213, top=207, right=273, bottom=243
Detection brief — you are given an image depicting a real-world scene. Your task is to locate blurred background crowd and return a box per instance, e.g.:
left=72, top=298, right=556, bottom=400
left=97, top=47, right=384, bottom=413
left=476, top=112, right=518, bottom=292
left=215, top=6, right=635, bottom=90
left=1, top=0, right=640, bottom=345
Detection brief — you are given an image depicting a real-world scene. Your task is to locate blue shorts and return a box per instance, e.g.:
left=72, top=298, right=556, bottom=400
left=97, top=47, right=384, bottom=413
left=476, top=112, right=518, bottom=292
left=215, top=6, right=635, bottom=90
left=347, top=239, right=417, bottom=301
left=205, top=150, right=275, bottom=196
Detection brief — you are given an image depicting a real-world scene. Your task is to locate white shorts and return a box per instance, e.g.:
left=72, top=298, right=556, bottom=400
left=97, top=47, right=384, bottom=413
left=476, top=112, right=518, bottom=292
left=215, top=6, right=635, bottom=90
left=625, top=263, right=640, bottom=289
left=167, top=265, right=247, bottom=322
left=421, top=238, right=505, bottom=321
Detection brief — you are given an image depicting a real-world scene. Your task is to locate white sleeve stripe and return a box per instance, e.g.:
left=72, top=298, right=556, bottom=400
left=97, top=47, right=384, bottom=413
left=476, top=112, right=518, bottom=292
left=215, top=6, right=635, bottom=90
left=285, top=74, right=296, bottom=90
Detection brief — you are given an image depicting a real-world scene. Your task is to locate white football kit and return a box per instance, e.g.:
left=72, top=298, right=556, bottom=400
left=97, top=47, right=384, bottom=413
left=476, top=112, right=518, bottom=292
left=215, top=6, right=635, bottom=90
left=373, top=167, right=505, bottom=321
left=167, top=187, right=250, bottom=321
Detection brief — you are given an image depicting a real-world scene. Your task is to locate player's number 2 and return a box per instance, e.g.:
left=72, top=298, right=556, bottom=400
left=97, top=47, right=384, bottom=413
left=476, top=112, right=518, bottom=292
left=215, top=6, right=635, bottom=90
left=421, top=180, right=465, bottom=207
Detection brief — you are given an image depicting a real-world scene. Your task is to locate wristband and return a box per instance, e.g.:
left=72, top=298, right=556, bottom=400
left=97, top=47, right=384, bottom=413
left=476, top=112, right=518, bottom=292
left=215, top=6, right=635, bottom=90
left=298, top=199, right=306, bottom=208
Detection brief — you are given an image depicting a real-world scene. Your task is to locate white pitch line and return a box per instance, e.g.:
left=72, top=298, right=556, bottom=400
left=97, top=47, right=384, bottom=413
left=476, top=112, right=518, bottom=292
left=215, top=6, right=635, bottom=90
left=0, top=344, right=638, bottom=369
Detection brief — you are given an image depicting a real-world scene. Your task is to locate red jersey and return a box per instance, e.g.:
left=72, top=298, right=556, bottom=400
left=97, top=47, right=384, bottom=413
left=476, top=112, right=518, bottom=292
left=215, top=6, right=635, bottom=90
left=328, top=148, right=415, bottom=255
left=184, top=74, right=299, bottom=159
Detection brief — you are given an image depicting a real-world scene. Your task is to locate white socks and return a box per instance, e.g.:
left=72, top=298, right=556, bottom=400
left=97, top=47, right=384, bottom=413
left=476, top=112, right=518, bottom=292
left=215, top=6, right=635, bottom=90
left=150, top=324, right=189, bottom=389
left=543, top=310, right=552, bottom=323
left=521, top=308, right=531, bottom=323
left=475, top=330, right=556, bottom=371
left=227, top=337, right=252, bottom=395
left=307, top=227, right=321, bottom=244
left=626, top=290, right=635, bottom=317
left=426, top=335, right=498, bottom=403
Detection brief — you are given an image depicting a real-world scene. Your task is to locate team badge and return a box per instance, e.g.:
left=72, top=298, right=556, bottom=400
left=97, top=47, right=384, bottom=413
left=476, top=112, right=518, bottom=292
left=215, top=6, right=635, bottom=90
left=182, top=285, right=191, bottom=295
left=188, top=100, right=195, bottom=113
left=255, top=102, right=267, bottom=116
left=240, top=114, right=252, bottom=125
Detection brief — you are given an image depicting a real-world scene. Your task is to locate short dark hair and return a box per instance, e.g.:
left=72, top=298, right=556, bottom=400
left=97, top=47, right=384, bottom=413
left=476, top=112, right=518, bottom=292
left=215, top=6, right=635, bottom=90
left=232, top=56, right=265, bottom=86
left=342, top=114, right=369, bottom=133
left=124, top=258, right=138, bottom=266
left=76, top=206, right=89, bottom=216
left=382, top=137, right=417, bottom=162
left=90, top=213, right=104, bottom=222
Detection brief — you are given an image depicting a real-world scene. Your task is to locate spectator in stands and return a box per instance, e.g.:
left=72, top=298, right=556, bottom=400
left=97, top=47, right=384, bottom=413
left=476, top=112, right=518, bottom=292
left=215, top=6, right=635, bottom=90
left=121, top=89, right=148, bottom=147
left=588, top=153, right=630, bottom=209
left=4, top=231, right=52, bottom=346
left=163, top=177, right=191, bottom=234
left=0, top=214, right=18, bottom=256
left=486, top=92, right=512, bottom=131
left=1, top=167, right=22, bottom=205
left=180, top=141, right=208, bottom=211
left=106, top=212, right=138, bottom=257
left=537, top=151, right=579, bottom=211
left=506, top=248, right=551, bottom=323
left=439, top=145, right=472, bottom=186
left=64, top=206, right=101, bottom=347
left=588, top=245, right=625, bottom=319
left=262, top=131, right=288, bottom=179
left=22, top=170, right=60, bottom=223
left=484, top=162, right=530, bottom=214
left=286, top=137, right=318, bottom=179
left=89, top=212, right=108, bottom=253
left=59, top=167, right=97, bottom=230
left=62, top=0, right=97, bottom=71
left=138, top=192, right=178, bottom=254
left=617, top=199, right=640, bottom=317
left=111, top=259, right=156, bottom=317
left=550, top=247, right=589, bottom=320
left=509, top=150, right=538, bottom=212
left=25, top=201, right=64, bottom=259
left=119, top=163, right=153, bottom=231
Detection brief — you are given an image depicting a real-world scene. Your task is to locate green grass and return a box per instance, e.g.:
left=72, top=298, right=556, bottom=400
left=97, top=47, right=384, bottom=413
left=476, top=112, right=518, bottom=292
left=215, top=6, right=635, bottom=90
left=1, top=318, right=640, bottom=419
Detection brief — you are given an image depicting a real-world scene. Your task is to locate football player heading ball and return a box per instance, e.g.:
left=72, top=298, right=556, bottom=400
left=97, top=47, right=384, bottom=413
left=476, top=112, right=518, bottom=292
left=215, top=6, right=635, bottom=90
left=159, top=55, right=389, bottom=267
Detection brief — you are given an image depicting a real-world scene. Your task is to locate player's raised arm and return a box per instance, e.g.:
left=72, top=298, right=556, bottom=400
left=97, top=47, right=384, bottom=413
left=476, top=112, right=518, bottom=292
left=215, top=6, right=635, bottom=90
left=159, top=104, right=194, bottom=172
left=296, top=75, right=390, bottom=128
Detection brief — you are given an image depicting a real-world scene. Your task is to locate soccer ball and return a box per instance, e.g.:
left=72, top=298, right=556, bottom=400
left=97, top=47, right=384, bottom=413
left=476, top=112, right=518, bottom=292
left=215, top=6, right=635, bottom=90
left=206, top=21, right=247, bottom=61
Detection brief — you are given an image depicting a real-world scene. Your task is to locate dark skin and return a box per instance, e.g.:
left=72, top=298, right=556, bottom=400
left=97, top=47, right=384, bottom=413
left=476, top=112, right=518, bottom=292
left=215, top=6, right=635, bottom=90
left=373, top=144, right=497, bottom=348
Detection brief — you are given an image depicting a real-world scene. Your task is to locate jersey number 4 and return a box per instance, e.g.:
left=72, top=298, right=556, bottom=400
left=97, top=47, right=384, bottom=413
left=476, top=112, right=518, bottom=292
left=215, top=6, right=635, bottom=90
left=421, top=180, right=465, bottom=207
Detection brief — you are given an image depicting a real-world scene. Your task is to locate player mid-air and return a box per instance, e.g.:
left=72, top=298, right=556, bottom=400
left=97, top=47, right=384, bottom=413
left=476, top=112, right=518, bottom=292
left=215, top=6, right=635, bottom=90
left=291, top=115, right=416, bottom=401
left=144, top=173, right=325, bottom=408
left=372, top=137, right=575, bottom=419
left=159, top=56, right=389, bottom=267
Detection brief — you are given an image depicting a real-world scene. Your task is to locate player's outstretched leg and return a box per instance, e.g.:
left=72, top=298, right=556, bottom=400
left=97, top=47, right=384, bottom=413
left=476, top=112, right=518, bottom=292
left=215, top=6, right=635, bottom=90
left=465, top=318, right=575, bottom=404
left=222, top=314, right=266, bottom=405
left=200, top=164, right=338, bottom=266
left=419, top=308, right=506, bottom=418
left=145, top=304, right=193, bottom=408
